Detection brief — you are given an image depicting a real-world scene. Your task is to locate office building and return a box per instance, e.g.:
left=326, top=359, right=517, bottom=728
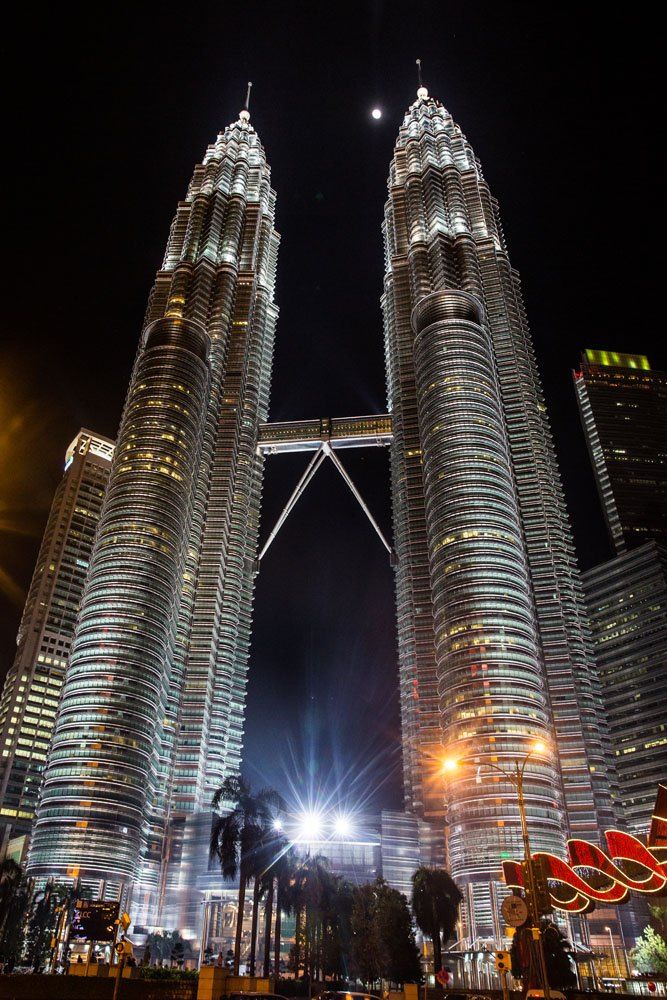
left=583, top=543, right=667, bottom=836
left=381, top=83, right=616, bottom=937
left=573, top=350, right=666, bottom=553
left=27, top=103, right=279, bottom=927
left=0, top=430, right=113, bottom=852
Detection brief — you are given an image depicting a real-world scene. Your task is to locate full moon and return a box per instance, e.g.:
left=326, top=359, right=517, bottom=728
left=371, top=108, right=382, bottom=120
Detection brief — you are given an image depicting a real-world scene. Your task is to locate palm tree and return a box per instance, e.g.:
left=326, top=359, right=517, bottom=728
left=273, top=844, right=297, bottom=978
left=209, top=776, right=285, bottom=975
left=411, top=866, right=462, bottom=976
left=261, top=834, right=290, bottom=976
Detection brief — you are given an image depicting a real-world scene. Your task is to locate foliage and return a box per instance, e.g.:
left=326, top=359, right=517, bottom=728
left=0, top=861, right=32, bottom=964
left=411, top=866, right=462, bottom=974
left=542, top=922, right=576, bottom=989
left=209, top=776, right=286, bottom=975
left=374, top=879, right=422, bottom=985
left=350, top=877, right=421, bottom=986
left=510, top=921, right=576, bottom=990
left=632, top=926, right=667, bottom=976
left=350, top=881, right=384, bottom=984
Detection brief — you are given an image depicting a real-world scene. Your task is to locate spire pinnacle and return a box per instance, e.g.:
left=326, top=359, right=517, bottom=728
left=416, top=58, right=428, bottom=101
left=239, top=81, right=252, bottom=122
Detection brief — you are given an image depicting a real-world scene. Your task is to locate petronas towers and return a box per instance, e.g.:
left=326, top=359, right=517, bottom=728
left=22, top=82, right=615, bottom=938
left=27, top=108, right=279, bottom=925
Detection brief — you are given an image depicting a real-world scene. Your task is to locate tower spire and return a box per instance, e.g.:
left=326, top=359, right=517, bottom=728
left=240, top=81, right=252, bottom=122
left=415, top=59, right=428, bottom=100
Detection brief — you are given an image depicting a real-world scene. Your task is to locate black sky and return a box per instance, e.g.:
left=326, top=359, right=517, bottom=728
left=1, top=3, right=662, bottom=815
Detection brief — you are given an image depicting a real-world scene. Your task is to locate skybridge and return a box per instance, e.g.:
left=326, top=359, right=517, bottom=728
left=256, top=414, right=395, bottom=566
left=257, top=414, right=393, bottom=454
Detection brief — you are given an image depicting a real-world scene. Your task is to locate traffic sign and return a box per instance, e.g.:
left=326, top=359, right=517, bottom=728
left=501, top=895, right=529, bottom=927
left=495, top=950, right=511, bottom=972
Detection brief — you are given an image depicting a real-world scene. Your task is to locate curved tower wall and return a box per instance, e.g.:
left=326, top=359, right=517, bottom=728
left=412, top=289, right=564, bottom=875
left=27, top=318, right=210, bottom=887
left=28, top=113, right=279, bottom=923
left=382, top=90, right=616, bottom=934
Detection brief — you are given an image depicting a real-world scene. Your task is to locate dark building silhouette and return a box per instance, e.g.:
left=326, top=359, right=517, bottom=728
left=573, top=350, right=667, bottom=553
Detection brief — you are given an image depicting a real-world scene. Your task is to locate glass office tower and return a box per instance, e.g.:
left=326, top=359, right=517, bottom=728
left=573, top=350, right=667, bottom=553
left=583, top=541, right=667, bottom=836
left=574, top=351, right=667, bottom=838
left=27, top=106, right=279, bottom=924
left=382, top=85, right=616, bottom=936
left=0, top=431, right=113, bottom=853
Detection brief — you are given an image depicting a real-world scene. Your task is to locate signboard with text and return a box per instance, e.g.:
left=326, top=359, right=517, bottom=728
left=70, top=900, right=120, bottom=942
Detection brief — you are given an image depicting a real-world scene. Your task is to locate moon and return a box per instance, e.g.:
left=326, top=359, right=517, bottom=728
left=371, top=108, right=382, bottom=120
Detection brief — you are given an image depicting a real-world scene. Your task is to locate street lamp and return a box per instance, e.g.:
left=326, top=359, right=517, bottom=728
left=604, top=925, right=621, bottom=980
left=444, top=740, right=552, bottom=1000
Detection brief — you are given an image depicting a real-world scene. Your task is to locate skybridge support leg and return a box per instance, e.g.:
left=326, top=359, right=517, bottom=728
left=256, top=442, right=396, bottom=571
left=324, top=444, right=395, bottom=561
left=256, top=444, right=328, bottom=566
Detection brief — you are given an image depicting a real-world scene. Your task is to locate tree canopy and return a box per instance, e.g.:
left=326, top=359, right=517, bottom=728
left=632, top=926, right=667, bottom=976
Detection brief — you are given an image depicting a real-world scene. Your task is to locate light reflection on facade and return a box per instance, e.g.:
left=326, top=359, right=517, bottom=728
left=382, top=86, right=617, bottom=937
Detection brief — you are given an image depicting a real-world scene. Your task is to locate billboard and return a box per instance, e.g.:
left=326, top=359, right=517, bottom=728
left=70, top=900, right=120, bottom=942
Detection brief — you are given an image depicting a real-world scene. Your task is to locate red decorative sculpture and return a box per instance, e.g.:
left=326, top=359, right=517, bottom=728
left=502, top=829, right=667, bottom=913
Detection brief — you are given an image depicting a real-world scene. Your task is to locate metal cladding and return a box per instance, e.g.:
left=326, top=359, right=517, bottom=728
left=412, top=289, right=564, bottom=876
left=28, top=109, right=279, bottom=913
left=28, top=317, right=210, bottom=884
left=382, top=88, right=616, bottom=931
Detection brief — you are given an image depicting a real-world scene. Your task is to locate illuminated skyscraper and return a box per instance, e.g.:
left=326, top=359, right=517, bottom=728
left=573, top=350, right=667, bottom=553
left=0, top=430, right=113, bottom=853
left=382, top=84, right=616, bottom=935
left=27, top=104, right=279, bottom=923
left=574, top=351, right=667, bottom=837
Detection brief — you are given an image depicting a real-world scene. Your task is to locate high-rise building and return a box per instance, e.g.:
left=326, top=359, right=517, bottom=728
left=0, top=430, right=113, bottom=852
left=582, top=541, right=667, bottom=837
left=27, top=104, right=279, bottom=925
left=574, top=350, right=667, bottom=834
left=573, top=350, right=667, bottom=554
left=381, top=84, right=616, bottom=937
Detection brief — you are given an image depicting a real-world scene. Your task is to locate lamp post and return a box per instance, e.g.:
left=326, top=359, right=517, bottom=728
left=444, top=741, right=552, bottom=1000
left=605, top=925, right=621, bottom=981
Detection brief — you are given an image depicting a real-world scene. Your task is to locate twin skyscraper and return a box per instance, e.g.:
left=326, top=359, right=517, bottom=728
left=11, top=83, right=616, bottom=942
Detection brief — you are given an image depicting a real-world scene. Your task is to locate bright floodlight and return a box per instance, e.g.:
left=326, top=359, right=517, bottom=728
left=532, top=740, right=547, bottom=755
left=442, top=757, right=458, bottom=773
left=333, top=815, right=353, bottom=838
left=371, top=108, right=382, bottom=120
left=272, top=818, right=283, bottom=832
left=298, top=811, right=323, bottom=841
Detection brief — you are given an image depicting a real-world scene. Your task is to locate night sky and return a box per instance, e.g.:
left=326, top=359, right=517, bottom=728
left=1, top=4, right=661, bottom=816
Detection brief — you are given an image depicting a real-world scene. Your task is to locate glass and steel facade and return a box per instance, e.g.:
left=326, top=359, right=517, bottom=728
left=573, top=350, right=667, bottom=553
left=0, top=431, right=113, bottom=851
left=382, top=88, right=616, bottom=935
left=27, top=318, right=210, bottom=896
left=27, top=109, right=279, bottom=923
left=583, top=543, right=667, bottom=836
